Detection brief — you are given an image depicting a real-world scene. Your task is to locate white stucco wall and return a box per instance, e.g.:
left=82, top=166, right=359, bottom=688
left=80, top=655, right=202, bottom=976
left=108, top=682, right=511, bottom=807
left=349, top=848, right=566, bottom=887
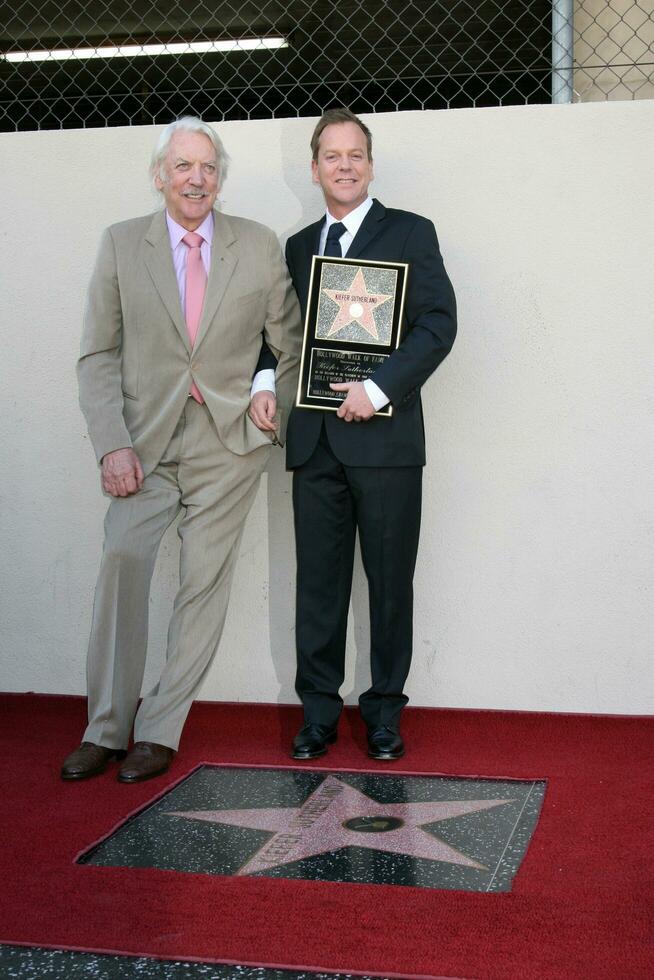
left=1, top=101, right=652, bottom=714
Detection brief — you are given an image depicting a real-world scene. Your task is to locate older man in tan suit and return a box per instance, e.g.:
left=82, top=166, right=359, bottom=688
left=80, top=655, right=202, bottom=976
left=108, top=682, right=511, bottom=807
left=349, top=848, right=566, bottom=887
left=62, top=117, right=301, bottom=783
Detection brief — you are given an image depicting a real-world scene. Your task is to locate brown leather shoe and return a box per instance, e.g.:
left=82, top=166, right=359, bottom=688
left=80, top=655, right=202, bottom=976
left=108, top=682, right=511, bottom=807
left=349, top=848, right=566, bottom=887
left=61, top=742, right=126, bottom=781
left=117, top=741, right=174, bottom=783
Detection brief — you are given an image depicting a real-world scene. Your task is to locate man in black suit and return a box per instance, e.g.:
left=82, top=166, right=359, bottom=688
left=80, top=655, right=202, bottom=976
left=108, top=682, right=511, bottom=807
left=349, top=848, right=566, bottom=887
left=252, top=108, right=457, bottom=761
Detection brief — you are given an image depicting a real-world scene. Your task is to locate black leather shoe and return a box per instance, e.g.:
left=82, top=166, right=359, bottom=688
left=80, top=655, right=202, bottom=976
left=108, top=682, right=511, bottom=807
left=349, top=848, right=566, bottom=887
left=61, top=742, right=127, bottom=780
left=292, top=723, right=337, bottom=760
left=367, top=726, right=405, bottom=760
left=117, top=742, right=174, bottom=783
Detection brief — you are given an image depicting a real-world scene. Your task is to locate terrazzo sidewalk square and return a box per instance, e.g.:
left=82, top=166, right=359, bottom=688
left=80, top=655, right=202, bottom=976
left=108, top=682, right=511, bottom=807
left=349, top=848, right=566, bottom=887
left=79, top=765, right=546, bottom=892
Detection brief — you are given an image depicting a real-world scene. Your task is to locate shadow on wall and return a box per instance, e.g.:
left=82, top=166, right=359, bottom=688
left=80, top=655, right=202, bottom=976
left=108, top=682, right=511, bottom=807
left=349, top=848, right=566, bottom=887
left=264, top=117, right=373, bottom=709
left=264, top=449, right=373, bottom=709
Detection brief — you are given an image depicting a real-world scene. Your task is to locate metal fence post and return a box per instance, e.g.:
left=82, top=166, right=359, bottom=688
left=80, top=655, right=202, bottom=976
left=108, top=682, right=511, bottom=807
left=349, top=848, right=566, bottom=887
left=552, top=0, right=574, bottom=103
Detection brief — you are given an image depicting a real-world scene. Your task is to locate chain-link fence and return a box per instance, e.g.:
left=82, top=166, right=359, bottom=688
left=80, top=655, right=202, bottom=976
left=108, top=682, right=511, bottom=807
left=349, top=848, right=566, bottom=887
left=1, top=1, right=652, bottom=131
left=574, top=0, right=654, bottom=99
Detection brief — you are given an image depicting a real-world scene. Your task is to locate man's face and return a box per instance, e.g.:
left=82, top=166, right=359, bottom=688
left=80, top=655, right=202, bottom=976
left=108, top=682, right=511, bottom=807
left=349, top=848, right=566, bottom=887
left=311, top=121, right=374, bottom=219
left=155, top=130, right=220, bottom=230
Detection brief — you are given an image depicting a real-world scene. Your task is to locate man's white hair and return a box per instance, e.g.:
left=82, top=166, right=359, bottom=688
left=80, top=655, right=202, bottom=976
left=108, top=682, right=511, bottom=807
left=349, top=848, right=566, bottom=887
left=150, top=116, right=230, bottom=187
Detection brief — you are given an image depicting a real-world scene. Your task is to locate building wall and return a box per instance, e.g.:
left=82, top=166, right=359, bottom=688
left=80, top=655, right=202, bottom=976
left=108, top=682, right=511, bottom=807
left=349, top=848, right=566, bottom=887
left=1, top=101, right=652, bottom=715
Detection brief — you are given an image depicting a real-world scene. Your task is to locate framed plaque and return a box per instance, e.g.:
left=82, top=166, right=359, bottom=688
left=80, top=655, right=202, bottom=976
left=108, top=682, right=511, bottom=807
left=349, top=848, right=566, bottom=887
left=296, top=255, right=409, bottom=416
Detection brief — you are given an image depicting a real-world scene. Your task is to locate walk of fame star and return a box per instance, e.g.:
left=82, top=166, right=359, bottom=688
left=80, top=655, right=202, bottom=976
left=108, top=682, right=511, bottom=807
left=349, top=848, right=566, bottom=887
left=322, top=268, right=393, bottom=340
left=169, top=774, right=514, bottom=876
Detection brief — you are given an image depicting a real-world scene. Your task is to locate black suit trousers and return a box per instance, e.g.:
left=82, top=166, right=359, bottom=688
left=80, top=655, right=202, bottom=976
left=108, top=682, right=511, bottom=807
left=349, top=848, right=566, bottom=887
left=293, top=422, right=422, bottom=730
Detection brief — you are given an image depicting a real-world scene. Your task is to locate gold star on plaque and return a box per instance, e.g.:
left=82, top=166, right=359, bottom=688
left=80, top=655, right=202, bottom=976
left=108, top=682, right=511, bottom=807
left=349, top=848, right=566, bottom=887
left=322, top=267, right=393, bottom=340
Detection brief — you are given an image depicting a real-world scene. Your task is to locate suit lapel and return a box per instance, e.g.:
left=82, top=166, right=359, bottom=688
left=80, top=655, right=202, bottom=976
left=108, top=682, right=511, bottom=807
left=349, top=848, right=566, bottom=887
left=312, top=219, right=324, bottom=256
left=143, top=211, right=190, bottom=352
left=303, top=220, right=324, bottom=300
left=346, top=199, right=387, bottom=259
left=300, top=219, right=323, bottom=267
left=290, top=219, right=323, bottom=306
left=193, top=211, right=238, bottom=352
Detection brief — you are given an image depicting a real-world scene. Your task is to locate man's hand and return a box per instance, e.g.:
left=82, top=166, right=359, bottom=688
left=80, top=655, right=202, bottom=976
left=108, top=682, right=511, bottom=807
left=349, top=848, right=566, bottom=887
left=101, top=448, right=144, bottom=497
left=331, top=381, right=376, bottom=422
left=248, top=390, right=278, bottom=433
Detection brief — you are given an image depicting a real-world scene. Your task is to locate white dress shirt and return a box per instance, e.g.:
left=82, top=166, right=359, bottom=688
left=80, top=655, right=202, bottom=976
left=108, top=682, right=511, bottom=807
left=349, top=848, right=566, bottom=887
left=319, top=195, right=373, bottom=257
left=320, top=198, right=388, bottom=410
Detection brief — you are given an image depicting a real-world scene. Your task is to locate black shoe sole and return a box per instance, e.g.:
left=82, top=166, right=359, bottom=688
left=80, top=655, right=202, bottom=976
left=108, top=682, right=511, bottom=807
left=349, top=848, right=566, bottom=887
left=61, top=765, right=108, bottom=780
left=117, top=765, right=170, bottom=783
left=292, top=731, right=337, bottom=760
left=368, top=747, right=405, bottom=760
left=292, top=746, right=328, bottom=760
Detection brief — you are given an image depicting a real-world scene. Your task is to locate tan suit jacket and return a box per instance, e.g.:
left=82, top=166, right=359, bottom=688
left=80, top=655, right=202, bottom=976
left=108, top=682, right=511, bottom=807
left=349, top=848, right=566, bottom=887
left=78, top=208, right=301, bottom=475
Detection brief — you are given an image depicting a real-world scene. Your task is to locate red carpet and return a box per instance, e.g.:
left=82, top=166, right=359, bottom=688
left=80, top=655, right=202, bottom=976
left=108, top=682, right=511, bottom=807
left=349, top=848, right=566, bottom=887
left=0, top=693, right=652, bottom=979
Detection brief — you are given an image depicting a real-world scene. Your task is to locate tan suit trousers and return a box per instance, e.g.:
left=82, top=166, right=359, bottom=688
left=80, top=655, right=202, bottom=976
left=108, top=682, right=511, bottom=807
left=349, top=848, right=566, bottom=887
left=83, top=399, right=270, bottom=751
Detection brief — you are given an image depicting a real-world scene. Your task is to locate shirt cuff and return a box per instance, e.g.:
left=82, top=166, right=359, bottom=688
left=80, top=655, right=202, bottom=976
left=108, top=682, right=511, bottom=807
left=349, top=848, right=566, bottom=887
left=363, top=378, right=389, bottom=411
left=251, top=369, right=276, bottom=397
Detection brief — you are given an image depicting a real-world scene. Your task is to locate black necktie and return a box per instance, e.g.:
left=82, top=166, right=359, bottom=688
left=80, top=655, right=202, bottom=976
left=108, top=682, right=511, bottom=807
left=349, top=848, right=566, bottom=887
left=323, top=221, right=346, bottom=257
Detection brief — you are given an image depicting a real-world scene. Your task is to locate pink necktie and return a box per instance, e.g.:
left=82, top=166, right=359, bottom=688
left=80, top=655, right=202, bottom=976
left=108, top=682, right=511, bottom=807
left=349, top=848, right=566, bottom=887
left=182, top=231, right=207, bottom=404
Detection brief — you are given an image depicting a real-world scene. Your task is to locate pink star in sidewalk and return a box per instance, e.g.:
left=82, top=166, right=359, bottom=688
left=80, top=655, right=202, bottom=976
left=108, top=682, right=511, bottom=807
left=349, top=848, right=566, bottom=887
left=322, top=268, right=393, bottom=340
left=168, top=774, right=514, bottom=876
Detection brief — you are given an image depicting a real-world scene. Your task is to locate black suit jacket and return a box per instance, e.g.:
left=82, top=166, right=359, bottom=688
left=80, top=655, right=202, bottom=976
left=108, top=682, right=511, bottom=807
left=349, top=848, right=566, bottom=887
left=265, top=199, right=457, bottom=468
